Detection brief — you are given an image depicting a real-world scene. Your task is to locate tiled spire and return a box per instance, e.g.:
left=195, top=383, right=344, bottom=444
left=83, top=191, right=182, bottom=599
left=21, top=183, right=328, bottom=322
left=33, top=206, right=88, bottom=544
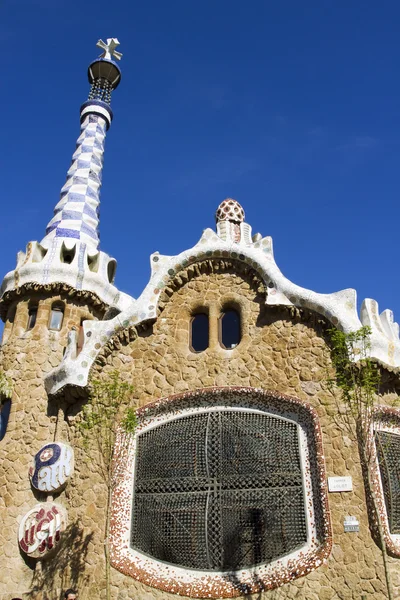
left=1, top=39, right=134, bottom=312
left=41, top=38, right=123, bottom=250
left=42, top=115, right=106, bottom=249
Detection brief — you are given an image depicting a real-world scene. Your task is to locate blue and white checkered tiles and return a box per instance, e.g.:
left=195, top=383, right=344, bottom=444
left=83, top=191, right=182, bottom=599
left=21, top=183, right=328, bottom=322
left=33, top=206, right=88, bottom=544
left=41, top=114, right=107, bottom=250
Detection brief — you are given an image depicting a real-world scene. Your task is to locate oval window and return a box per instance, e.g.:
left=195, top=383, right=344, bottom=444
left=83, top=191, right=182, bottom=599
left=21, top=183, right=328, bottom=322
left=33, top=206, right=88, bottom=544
left=190, top=313, right=209, bottom=352
left=0, top=399, right=11, bottom=441
left=220, top=309, right=241, bottom=349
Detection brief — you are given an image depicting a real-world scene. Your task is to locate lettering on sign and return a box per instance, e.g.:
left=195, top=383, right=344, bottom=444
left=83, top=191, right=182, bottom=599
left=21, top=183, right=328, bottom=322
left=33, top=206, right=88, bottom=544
left=18, top=502, right=67, bottom=558
left=29, top=442, right=74, bottom=493
left=344, top=515, right=359, bottom=533
left=328, top=476, right=353, bottom=493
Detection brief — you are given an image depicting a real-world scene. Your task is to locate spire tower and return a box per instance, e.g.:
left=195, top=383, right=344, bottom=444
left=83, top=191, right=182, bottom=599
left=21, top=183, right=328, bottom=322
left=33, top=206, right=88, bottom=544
left=41, top=38, right=122, bottom=250
left=1, top=39, right=130, bottom=313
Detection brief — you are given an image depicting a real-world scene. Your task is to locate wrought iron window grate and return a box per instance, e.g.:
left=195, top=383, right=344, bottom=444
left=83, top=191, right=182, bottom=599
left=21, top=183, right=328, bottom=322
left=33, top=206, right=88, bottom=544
left=131, top=410, right=307, bottom=570
left=376, top=431, right=400, bottom=534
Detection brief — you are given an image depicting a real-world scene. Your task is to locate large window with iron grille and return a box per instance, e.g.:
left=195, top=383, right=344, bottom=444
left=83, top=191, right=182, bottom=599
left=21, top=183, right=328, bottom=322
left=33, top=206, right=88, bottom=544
left=131, top=408, right=307, bottom=570
left=111, top=389, right=330, bottom=596
left=376, top=430, right=400, bottom=535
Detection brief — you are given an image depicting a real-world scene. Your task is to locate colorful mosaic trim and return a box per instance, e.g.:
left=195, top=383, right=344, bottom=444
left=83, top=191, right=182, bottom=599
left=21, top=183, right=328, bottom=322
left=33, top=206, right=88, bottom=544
left=46, top=222, right=400, bottom=395
left=41, top=114, right=106, bottom=250
left=109, top=387, right=332, bottom=598
left=369, top=406, right=400, bottom=557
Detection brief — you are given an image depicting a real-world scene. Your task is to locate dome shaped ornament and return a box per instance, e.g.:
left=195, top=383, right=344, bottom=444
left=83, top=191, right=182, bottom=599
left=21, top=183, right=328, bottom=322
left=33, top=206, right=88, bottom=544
left=215, top=198, right=245, bottom=223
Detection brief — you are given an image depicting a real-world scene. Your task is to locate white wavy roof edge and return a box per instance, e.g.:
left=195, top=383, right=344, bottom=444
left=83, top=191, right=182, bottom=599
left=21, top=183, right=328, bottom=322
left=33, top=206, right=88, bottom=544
left=45, top=227, right=400, bottom=395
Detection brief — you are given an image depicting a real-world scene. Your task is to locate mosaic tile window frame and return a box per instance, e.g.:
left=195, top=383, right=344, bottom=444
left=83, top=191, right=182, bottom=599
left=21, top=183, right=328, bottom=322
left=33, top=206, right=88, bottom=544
left=110, top=387, right=332, bottom=598
left=372, top=407, right=400, bottom=557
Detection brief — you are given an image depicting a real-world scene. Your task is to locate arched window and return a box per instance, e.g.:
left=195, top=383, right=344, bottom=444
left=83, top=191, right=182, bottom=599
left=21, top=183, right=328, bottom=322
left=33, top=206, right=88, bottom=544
left=376, top=431, right=400, bottom=534
left=27, top=305, right=38, bottom=330
left=0, top=398, right=11, bottom=441
left=220, top=308, right=241, bottom=349
left=2, top=304, right=17, bottom=343
left=49, top=302, right=64, bottom=331
left=190, top=313, right=209, bottom=352
left=131, top=409, right=307, bottom=570
left=7, top=305, right=16, bottom=325
left=110, top=388, right=331, bottom=597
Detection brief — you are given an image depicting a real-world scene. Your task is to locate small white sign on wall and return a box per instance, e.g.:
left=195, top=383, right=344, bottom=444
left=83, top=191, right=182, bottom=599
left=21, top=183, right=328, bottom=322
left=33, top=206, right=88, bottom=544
left=328, top=476, right=353, bottom=492
left=344, top=516, right=359, bottom=533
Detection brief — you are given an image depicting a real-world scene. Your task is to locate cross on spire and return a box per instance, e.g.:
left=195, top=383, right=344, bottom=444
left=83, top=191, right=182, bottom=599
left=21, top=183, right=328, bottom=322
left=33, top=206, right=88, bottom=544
left=96, top=38, right=123, bottom=61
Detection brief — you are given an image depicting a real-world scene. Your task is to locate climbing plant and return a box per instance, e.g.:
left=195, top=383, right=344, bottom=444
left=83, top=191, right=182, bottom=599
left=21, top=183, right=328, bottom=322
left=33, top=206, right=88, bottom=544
left=78, top=370, right=137, bottom=600
left=0, top=370, right=12, bottom=399
left=327, top=326, right=394, bottom=600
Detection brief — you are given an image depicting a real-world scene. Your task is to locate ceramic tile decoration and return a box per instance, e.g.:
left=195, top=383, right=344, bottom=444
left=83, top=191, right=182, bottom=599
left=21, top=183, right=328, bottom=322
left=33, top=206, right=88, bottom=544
left=3, top=37, right=400, bottom=599
left=367, top=407, right=400, bottom=558
left=42, top=114, right=107, bottom=249
left=0, top=38, right=134, bottom=314
left=109, top=387, right=332, bottom=598
left=46, top=197, right=400, bottom=395
left=29, top=442, right=74, bottom=493
left=18, top=502, right=67, bottom=559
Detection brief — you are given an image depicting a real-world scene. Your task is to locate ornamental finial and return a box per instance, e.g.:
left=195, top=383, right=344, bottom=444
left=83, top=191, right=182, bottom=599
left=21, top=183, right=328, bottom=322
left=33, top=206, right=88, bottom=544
left=86, top=38, right=123, bottom=108
left=96, top=38, right=123, bottom=61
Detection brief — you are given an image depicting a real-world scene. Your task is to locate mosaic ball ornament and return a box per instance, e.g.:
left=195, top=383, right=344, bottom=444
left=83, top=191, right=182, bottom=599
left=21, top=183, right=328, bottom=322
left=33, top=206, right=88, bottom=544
left=29, top=442, right=74, bottom=493
left=18, top=502, right=67, bottom=558
left=215, top=198, right=245, bottom=223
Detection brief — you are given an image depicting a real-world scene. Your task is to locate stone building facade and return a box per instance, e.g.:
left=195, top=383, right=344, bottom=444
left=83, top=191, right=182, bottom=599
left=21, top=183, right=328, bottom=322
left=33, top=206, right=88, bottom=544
left=1, top=40, right=400, bottom=600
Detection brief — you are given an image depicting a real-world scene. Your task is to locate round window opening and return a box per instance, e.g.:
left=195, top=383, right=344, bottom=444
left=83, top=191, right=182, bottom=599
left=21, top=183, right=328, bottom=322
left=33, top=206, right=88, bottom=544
left=131, top=409, right=307, bottom=571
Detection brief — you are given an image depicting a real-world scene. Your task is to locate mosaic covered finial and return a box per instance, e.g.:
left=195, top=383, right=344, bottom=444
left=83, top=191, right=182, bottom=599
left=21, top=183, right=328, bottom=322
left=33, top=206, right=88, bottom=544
left=97, top=38, right=123, bottom=61
left=84, top=38, right=122, bottom=117
left=215, top=198, right=245, bottom=224
left=215, top=198, right=251, bottom=244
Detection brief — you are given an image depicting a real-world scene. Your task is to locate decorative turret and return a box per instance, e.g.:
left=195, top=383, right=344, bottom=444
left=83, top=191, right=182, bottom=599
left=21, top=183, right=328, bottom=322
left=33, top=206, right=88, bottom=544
left=1, top=39, right=133, bottom=318
left=215, top=198, right=253, bottom=245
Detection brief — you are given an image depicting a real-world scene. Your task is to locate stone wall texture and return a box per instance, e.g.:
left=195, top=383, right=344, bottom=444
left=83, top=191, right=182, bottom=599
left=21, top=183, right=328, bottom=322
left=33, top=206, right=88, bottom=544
left=1, top=265, right=400, bottom=599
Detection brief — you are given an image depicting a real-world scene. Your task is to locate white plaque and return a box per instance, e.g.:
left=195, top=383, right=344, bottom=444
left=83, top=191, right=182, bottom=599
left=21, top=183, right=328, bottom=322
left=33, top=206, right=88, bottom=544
left=328, top=476, right=353, bottom=492
left=344, top=515, right=359, bottom=533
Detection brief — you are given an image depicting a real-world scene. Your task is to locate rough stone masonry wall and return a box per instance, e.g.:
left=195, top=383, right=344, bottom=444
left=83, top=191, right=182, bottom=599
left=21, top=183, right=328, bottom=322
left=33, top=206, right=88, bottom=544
left=2, top=268, right=400, bottom=600
left=74, top=265, right=400, bottom=600
left=0, top=292, right=104, bottom=600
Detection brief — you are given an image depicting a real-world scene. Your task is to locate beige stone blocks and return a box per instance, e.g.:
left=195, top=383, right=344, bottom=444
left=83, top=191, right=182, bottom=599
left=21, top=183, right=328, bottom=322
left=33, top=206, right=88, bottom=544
left=1, top=271, right=400, bottom=598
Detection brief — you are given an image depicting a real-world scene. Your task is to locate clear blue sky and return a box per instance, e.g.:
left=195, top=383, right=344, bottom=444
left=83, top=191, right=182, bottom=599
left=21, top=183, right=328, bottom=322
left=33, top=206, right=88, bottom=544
left=2, top=0, right=400, bottom=320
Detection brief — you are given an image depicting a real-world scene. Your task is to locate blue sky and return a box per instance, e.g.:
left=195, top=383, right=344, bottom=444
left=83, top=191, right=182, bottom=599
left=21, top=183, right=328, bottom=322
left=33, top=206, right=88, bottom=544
left=2, top=0, right=400, bottom=320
